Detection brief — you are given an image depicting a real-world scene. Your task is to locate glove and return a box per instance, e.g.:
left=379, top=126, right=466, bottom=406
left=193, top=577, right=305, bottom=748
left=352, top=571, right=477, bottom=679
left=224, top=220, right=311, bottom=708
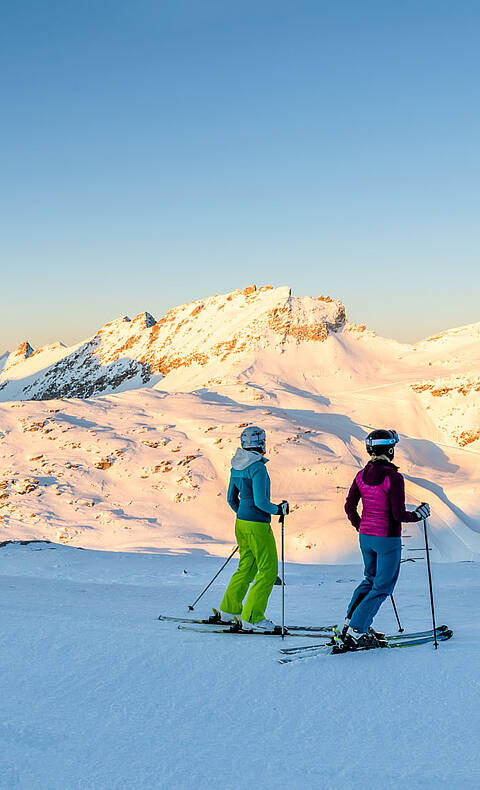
left=277, top=500, right=290, bottom=516
left=415, top=502, right=430, bottom=520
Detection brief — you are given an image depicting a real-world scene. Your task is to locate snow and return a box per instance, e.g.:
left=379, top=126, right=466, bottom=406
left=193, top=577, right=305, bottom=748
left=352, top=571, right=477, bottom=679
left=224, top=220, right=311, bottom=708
left=1, top=541, right=478, bottom=789
left=0, top=286, right=345, bottom=401
left=1, top=284, right=479, bottom=786
left=1, top=377, right=479, bottom=561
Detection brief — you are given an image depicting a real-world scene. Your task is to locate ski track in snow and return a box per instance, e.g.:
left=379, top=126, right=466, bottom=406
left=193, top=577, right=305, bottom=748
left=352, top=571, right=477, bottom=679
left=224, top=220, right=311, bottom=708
left=1, top=543, right=479, bottom=790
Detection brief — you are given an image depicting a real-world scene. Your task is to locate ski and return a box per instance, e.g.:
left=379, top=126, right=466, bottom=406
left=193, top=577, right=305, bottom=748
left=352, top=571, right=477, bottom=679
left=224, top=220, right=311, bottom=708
left=158, top=614, right=236, bottom=626
left=278, top=629, right=453, bottom=663
left=278, top=625, right=450, bottom=655
left=158, top=614, right=335, bottom=632
left=176, top=624, right=328, bottom=638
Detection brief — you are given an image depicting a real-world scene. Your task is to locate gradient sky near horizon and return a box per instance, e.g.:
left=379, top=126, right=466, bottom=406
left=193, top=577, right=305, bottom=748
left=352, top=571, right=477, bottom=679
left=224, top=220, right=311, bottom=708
left=1, top=0, right=479, bottom=352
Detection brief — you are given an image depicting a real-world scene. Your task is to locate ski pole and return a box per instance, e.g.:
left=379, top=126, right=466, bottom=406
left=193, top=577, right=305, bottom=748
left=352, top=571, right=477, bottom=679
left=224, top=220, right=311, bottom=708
left=423, top=518, right=438, bottom=648
left=280, top=512, right=286, bottom=639
left=187, top=546, right=239, bottom=611
left=390, top=594, right=404, bottom=633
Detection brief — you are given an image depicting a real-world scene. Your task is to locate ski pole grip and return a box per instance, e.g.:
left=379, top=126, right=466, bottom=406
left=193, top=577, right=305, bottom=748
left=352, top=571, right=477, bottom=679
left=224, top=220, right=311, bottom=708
left=278, top=500, right=289, bottom=521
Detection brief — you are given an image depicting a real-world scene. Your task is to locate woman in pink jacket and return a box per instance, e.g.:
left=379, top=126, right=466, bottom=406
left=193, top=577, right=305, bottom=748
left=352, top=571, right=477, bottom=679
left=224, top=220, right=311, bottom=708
left=342, top=429, right=430, bottom=650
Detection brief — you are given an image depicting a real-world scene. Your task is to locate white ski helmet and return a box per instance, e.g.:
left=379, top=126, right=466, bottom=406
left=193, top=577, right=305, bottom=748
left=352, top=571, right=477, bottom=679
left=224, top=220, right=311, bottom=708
left=240, top=426, right=266, bottom=453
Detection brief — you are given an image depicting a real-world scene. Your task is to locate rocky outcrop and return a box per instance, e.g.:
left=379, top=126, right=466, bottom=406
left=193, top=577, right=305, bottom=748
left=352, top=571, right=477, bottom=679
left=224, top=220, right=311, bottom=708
left=412, top=375, right=480, bottom=447
left=267, top=295, right=345, bottom=342
left=4, top=341, right=34, bottom=371
left=412, top=378, right=480, bottom=397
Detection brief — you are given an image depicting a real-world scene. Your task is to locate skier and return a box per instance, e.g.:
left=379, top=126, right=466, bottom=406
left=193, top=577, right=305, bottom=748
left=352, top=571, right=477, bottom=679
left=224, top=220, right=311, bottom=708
left=340, top=429, right=430, bottom=651
left=211, top=426, right=289, bottom=632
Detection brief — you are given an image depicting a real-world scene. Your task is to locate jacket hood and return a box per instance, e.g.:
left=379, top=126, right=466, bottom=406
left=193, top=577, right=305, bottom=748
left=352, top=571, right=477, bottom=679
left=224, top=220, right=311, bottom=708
left=362, top=459, right=398, bottom=485
left=231, top=448, right=267, bottom=470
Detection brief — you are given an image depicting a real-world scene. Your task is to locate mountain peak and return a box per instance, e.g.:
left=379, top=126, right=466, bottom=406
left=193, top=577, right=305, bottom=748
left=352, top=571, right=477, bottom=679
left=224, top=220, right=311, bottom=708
left=16, top=341, right=34, bottom=358
left=133, top=312, right=157, bottom=328
left=4, top=341, right=35, bottom=372
left=0, top=285, right=347, bottom=400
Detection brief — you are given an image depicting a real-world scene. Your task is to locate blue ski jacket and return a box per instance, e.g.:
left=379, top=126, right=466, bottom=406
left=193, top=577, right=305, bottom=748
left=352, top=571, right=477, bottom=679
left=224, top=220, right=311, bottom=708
left=227, top=449, right=279, bottom=524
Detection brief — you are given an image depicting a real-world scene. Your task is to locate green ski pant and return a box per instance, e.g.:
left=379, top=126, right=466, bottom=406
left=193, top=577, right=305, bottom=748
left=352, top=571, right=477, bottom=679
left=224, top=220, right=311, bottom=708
left=219, top=518, right=278, bottom=624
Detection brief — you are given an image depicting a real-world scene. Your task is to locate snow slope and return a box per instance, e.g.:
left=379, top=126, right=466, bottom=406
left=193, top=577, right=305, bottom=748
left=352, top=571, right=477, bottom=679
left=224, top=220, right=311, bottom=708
left=1, top=542, right=478, bottom=790
left=0, top=384, right=479, bottom=562
left=0, top=285, right=479, bottom=560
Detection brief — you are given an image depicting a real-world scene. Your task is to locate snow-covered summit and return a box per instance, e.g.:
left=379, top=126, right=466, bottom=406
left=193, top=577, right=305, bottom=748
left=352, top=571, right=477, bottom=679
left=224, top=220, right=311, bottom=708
left=3, top=340, right=35, bottom=372
left=1, top=284, right=479, bottom=452
left=423, top=319, right=480, bottom=344
left=0, top=286, right=346, bottom=401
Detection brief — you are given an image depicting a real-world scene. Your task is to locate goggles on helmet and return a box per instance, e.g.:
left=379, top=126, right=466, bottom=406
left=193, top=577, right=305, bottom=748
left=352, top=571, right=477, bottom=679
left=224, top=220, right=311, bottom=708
left=365, top=430, right=399, bottom=449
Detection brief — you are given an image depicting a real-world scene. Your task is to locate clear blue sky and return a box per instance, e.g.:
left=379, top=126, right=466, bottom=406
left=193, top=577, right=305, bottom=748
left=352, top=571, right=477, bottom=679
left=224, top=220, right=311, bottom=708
left=1, top=0, right=479, bottom=351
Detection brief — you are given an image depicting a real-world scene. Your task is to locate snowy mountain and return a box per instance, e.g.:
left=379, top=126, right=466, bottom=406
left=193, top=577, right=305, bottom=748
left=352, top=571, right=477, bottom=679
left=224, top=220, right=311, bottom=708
left=0, top=286, right=345, bottom=400
left=0, top=285, right=479, bottom=561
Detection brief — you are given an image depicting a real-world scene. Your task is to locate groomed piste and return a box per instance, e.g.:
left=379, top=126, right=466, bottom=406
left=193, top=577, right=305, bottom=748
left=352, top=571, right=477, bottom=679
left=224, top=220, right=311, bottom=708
left=1, top=541, right=476, bottom=789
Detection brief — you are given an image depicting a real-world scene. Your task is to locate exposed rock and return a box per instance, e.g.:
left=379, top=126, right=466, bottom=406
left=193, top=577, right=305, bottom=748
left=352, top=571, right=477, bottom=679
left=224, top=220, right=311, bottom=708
left=0, top=539, right=52, bottom=549
left=94, top=459, right=113, bottom=470
left=412, top=378, right=480, bottom=397
left=4, top=341, right=34, bottom=371
left=455, top=429, right=480, bottom=446
left=132, top=312, right=156, bottom=328
left=12, top=478, right=39, bottom=495
left=177, top=455, right=199, bottom=466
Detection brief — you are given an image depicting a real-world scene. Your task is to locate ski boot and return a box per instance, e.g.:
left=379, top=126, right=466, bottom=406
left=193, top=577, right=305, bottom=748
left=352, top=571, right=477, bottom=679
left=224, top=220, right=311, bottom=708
left=341, top=626, right=386, bottom=651
left=206, top=608, right=236, bottom=625
left=340, top=619, right=350, bottom=642
left=340, top=620, right=386, bottom=644
left=368, top=626, right=386, bottom=641
left=241, top=618, right=287, bottom=634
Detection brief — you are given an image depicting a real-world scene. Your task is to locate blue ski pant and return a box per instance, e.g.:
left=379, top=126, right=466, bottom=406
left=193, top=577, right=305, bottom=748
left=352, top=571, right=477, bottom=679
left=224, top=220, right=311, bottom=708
left=347, top=534, right=402, bottom=633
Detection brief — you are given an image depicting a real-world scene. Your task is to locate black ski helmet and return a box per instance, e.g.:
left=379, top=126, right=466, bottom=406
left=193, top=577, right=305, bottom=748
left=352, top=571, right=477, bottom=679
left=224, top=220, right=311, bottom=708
left=365, top=429, right=399, bottom=458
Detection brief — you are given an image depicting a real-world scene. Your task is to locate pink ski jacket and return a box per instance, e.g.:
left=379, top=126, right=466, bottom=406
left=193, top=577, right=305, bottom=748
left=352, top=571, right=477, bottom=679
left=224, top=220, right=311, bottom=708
left=344, top=461, right=419, bottom=537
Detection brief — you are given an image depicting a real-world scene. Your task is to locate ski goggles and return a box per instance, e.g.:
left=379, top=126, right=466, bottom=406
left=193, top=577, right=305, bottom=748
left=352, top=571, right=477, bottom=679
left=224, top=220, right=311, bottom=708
left=365, top=430, right=399, bottom=449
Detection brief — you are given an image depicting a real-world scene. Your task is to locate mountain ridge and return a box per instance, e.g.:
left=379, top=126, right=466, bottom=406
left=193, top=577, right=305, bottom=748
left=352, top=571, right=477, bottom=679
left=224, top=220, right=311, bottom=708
left=0, top=285, right=347, bottom=401
left=1, top=284, right=479, bottom=453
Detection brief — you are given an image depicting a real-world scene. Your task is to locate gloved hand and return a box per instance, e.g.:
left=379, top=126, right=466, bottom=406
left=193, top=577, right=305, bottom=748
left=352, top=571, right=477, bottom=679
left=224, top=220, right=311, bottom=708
left=277, top=500, right=290, bottom=516
left=415, top=502, right=430, bottom=520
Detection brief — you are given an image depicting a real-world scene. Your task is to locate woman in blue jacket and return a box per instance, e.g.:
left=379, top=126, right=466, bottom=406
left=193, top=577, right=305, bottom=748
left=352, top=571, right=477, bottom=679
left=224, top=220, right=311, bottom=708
left=216, top=426, right=289, bottom=632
